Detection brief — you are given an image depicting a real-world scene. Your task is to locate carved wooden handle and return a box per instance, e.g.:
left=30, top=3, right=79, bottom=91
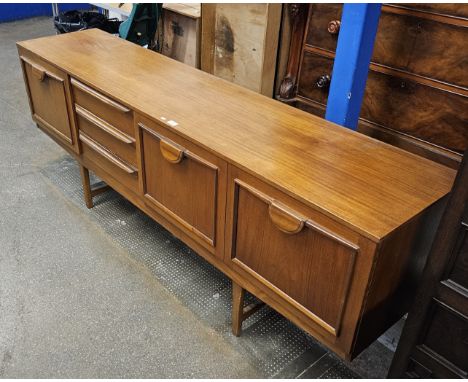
left=75, top=104, right=135, bottom=144
left=31, top=65, right=46, bottom=81
left=327, top=20, right=341, bottom=34
left=160, top=138, right=185, bottom=164
left=20, top=56, right=63, bottom=83
left=268, top=200, right=305, bottom=234
left=79, top=132, right=137, bottom=174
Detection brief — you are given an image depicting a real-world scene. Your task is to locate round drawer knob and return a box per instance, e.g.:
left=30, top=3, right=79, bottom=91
left=327, top=20, right=341, bottom=35
left=316, top=74, right=331, bottom=89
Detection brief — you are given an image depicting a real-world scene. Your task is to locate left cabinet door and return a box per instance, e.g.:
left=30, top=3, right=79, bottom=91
left=19, top=54, right=78, bottom=152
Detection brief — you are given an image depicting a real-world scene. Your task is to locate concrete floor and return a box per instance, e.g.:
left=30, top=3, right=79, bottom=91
left=0, top=17, right=398, bottom=378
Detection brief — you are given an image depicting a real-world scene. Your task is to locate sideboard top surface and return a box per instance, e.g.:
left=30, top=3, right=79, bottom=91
left=17, top=29, right=456, bottom=241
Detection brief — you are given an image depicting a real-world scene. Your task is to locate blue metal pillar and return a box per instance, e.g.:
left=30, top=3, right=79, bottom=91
left=325, top=3, right=381, bottom=130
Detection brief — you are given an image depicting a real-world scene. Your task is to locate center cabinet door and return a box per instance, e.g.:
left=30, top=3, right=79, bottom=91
left=136, top=115, right=227, bottom=257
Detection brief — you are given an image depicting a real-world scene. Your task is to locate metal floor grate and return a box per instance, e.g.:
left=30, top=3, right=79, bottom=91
left=41, top=155, right=362, bottom=378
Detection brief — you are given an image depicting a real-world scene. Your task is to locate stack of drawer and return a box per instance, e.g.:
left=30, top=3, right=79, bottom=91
left=278, top=3, right=468, bottom=168
left=72, top=78, right=139, bottom=190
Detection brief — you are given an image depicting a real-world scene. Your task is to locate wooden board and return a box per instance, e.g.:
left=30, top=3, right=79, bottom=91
left=201, top=4, right=282, bottom=97
left=161, top=6, right=200, bottom=68
left=163, top=3, right=200, bottom=19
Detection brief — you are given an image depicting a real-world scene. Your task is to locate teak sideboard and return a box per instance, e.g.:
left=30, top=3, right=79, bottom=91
left=17, top=29, right=456, bottom=360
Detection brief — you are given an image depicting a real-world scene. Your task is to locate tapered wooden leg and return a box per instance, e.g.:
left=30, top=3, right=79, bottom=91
left=79, top=165, right=94, bottom=209
left=79, top=165, right=111, bottom=209
left=232, top=281, right=266, bottom=337
left=232, top=281, right=245, bottom=336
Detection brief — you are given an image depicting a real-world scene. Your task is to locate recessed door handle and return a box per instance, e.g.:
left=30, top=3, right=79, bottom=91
left=268, top=200, right=305, bottom=234
left=160, top=138, right=185, bottom=164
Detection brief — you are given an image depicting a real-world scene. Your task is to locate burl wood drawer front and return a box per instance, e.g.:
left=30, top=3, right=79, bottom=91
left=299, top=51, right=468, bottom=153
left=137, top=116, right=226, bottom=255
left=305, top=4, right=468, bottom=87
left=20, top=55, right=75, bottom=147
left=79, top=131, right=139, bottom=191
left=71, top=78, right=134, bottom=138
left=75, top=104, right=137, bottom=167
left=227, top=175, right=360, bottom=336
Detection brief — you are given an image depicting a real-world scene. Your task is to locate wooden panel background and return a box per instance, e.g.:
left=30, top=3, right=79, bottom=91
left=201, top=4, right=282, bottom=97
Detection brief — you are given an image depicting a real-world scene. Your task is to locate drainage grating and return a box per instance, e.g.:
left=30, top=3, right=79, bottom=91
left=41, top=155, right=361, bottom=378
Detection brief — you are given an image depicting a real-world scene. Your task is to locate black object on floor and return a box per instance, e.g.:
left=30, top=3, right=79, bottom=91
left=54, top=10, right=121, bottom=34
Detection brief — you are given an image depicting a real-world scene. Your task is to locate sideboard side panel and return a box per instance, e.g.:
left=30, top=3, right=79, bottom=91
left=352, top=197, right=447, bottom=356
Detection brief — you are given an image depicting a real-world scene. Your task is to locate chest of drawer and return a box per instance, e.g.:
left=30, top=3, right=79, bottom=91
left=413, top=300, right=468, bottom=378
left=298, top=51, right=468, bottom=153
left=136, top=114, right=227, bottom=257
left=75, top=104, right=137, bottom=167
left=71, top=78, right=134, bottom=138
left=305, top=4, right=468, bottom=88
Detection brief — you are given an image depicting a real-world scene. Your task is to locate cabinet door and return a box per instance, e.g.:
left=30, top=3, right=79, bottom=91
left=226, top=170, right=362, bottom=337
left=20, top=55, right=76, bottom=151
left=137, top=116, right=226, bottom=257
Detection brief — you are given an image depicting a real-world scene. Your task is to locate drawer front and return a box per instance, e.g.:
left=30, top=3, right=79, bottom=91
left=297, top=52, right=332, bottom=105
left=305, top=4, right=468, bottom=87
left=305, top=4, right=341, bottom=53
left=402, top=3, right=468, bottom=18
left=446, top=216, right=468, bottom=292
left=227, top=173, right=360, bottom=336
left=75, top=104, right=137, bottom=167
left=298, top=51, right=468, bottom=153
left=71, top=78, right=134, bottom=138
left=79, top=132, right=138, bottom=191
left=20, top=55, right=75, bottom=147
left=137, top=116, right=226, bottom=255
left=415, top=300, right=468, bottom=377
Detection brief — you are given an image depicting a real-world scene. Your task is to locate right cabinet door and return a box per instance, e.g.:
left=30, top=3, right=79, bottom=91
left=226, top=167, right=363, bottom=338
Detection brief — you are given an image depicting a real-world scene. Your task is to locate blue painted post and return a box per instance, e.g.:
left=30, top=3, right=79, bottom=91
left=325, top=3, right=381, bottom=130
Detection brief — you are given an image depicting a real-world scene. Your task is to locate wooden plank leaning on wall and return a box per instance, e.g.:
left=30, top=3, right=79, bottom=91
left=201, top=4, right=282, bottom=97
left=161, top=3, right=201, bottom=68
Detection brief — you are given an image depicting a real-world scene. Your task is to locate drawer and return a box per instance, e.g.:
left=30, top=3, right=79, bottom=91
left=305, top=4, right=468, bottom=87
left=226, top=168, right=361, bottom=337
left=417, top=300, right=468, bottom=376
left=402, top=3, right=468, bottom=18
left=446, top=219, right=468, bottom=292
left=305, top=4, right=342, bottom=53
left=75, top=104, right=137, bottom=167
left=79, top=131, right=138, bottom=191
left=71, top=78, right=134, bottom=138
left=298, top=51, right=468, bottom=153
left=136, top=115, right=227, bottom=256
left=20, top=54, right=76, bottom=150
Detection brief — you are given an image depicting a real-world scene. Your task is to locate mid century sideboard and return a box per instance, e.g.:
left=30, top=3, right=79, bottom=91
left=17, top=29, right=456, bottom=360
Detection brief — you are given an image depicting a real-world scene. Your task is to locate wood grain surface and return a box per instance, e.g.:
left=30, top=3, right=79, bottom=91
left=306, top=4, right=468, bottom=88
left=17, top=29, right=455, bottom=241
left=299, top=51, right=468, bottom=153
left=281, top=3, right=467, bottom=167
